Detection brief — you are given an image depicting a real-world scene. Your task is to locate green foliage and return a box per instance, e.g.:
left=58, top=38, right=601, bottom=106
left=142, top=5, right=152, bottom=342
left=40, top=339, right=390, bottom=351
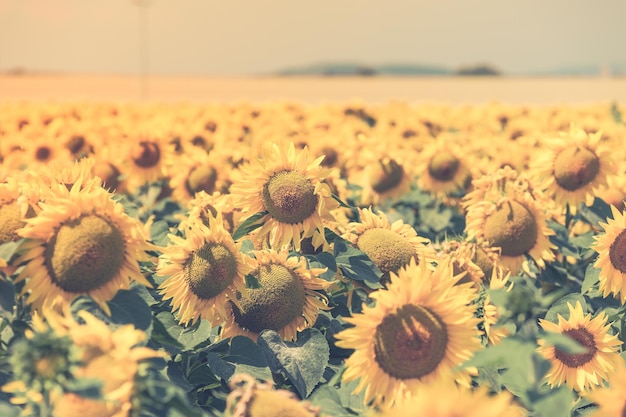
left=71, top=287, right=153, bottom=332
left=232, top=211, right=267, bottom=241
left=205, top=336, right=273, bottom=383
left=151, top=311, right=215, bottom=353
left=578, top=198, right=613, bottom=229
left=388, top=186, right=465, bottom=242
left=333, top=239, right=383, bottom=289
left=3, top=102, right=626, bottom=416
left=309, top=371, right=367, bottom=416
left=257, top=328, right=330, bottom=398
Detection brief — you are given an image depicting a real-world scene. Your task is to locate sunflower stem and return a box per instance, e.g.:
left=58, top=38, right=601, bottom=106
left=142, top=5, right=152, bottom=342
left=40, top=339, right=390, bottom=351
left=565, top=203, right=573, bottom=230
left=39, top=390, right=50, bottom=417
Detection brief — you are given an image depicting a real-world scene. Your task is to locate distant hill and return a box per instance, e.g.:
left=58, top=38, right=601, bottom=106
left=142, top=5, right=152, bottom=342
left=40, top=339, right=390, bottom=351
left=528, top=62, right=626, bottom=76
left=276, top=61, right=626, bottom=77
left=277, top=62, right=452, bottom=76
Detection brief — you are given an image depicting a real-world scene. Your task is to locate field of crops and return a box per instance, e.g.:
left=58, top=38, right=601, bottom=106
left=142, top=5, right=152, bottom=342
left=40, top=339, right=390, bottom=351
left=0, top=98, right=626, bottom=417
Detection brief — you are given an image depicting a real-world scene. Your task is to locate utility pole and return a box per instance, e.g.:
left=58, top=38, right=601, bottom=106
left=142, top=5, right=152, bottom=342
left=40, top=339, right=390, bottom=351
left=132, top=0, right=152, bottom=100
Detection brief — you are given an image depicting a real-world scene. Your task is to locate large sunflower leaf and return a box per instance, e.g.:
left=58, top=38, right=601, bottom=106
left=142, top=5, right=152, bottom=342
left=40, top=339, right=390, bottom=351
left=306, top=252, right=337, bottom=280
left=333, top=240, right=383, bottom=289
left=257, top=328, right=330, bottom=398
left=205, top=336, right=273, bottom=382
left=152, top=311, right=214, bottom=352
left=579, top=198, right=613, bottom=228
left=150, top=219, right=172, bottom=246
left=581, top=264, right=600, bottom=294
left=0, top=241, right=21, bottom=266
left=0, top=403, right=21, bottom=417
left=232, top=211, right=267, bottom=241
left=543, top=293, right=587, bottom=323
left=308, top=384, right=361, bottom=417
left=529, top=385, right=576, bottom=417
left=71, top=287, right=152, bottom=333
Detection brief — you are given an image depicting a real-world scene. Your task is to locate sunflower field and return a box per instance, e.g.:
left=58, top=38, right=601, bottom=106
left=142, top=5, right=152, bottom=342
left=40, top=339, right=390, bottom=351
left=0, top=100, right=626, bottom=417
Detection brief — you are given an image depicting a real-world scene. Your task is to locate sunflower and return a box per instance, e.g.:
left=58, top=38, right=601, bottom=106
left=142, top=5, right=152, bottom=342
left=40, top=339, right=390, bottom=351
left=229, top=142, right=338, bottom=251
left=15, top=188, right=153, bottom=314
left=220, top=249, right=330, bottom=342
left=179, top=191, right=242, bottom=235
left=167, top=148, right=231, bottom=206
left=482, top=266, right=512, bottom=345
left=530, top=124, right=616, bottom=210
left=0, top=176, right=39, bottom=246
left=436, top=239, right=503, bottom=287
left=3, top=306, right=164, bottom=416
left=27, top=157, right=105, bottom=201
left=537, top=301, right=623, bottom=392
left=344, top=139, right=414, bottom=207
left=334, top=259, right=482, bottom=408
left=157, top=212, right=253, bottom=326
left=20, top=136, right=73, bottom=169
left=592, top=204, right=626, bottom=303
left=463, top=166, right=556, bottom=274
left=89, top=143, right=125, bottom=193
left=342, top=208, right=436, bottom=285
left=121, top=133, right=169, bottom=192
left=2, top=312, right=79, bottom=411
left=415, top=136, right=473, bottom=202
left=50, top=310, right=165, bottom=417
left=596, top=169, right=626, bottom=212
left=373, top=379, right=526, bottom=417
left=585, top=359, right=626, bottom=417
left=225, top=374, right=322, bottom=417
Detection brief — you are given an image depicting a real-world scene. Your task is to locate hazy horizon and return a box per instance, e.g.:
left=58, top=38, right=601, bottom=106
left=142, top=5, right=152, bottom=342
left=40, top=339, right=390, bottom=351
left=1, top=0, right=625, bottom=77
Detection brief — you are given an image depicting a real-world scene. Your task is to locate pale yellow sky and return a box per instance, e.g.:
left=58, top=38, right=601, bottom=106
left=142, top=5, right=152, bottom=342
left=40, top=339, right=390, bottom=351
left=0, top=0, right=625, bottom=75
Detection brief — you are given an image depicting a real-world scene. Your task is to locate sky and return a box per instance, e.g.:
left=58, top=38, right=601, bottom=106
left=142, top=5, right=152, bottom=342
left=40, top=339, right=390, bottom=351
left=0, top=0, right=625, bottom=76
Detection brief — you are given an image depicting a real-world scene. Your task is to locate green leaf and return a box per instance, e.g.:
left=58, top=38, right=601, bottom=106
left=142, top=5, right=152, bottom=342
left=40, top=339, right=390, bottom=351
left=309, top=385, right=360, bottom=417
left=463, top=336, right=536, bottom=370
left=462, top=336, right=548, bottom=402
left=133, top=360, right=206, bottom=417
left=185, top=360, right=221, bottom=388
left=0, top=241, right=21, bottom=264
left=331, top=193, right=353, bottom=209
left=324, top=227, right=344, bottom=244
left=245, top=274, right=262, bottom=289
left=335, top=377, right=367, bottom=414
left=132, top=283, right=159, bottom=307
left=0, top=279, right=15, bottom=318
left=306, top=252, right=337, bottom=280
left=232, top=211, right=267, bottom=241
left=333, top=240, right=383, bottom=289
left=205, top=336, right=272, bottom=382
left=421, top=207, right=453, bottom=233
left=107, top=287, right=154, bottom=331
left=581, top=264, right=600, bottom=294
left=530, top=385, right=576, bottom=417
left=70, top=287, right=153, bottom=332
left=544, top=293, right=587, bottom=323
left=137, top=182, right=164, bottom=210
left=257, top=328, right=330, bottom=398
left=150, top=219, right=172, bottom=246
left=570, top=231, right=595, bottom=250
left=0, top=403, right=21, bottom=417
left=153, top=311, right=213, bottom=352
left=64, top=377, right=103, bottom=399
left=239, top=239, right=255, bottom=255
left=579, top=198, right=613, bottom=228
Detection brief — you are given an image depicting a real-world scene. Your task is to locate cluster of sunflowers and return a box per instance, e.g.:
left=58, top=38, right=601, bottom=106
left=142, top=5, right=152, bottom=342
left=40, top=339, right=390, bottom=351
left=0, top=100, right=625, bottom=417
